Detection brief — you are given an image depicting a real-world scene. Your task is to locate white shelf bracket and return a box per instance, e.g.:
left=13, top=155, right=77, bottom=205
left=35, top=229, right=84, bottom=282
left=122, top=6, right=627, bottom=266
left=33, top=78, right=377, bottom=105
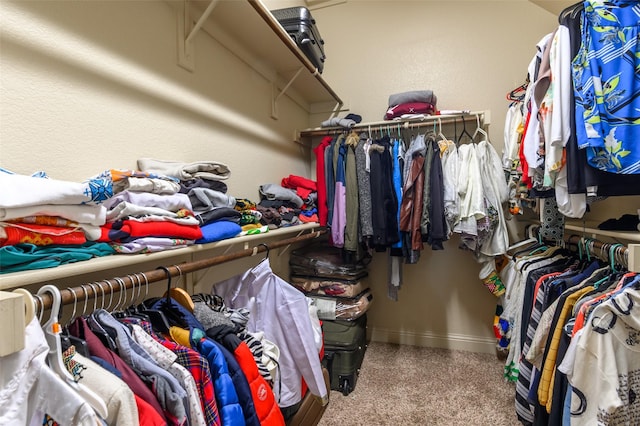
left=271, top=66, right=304, bottom=120
left=177, top=0, right=220, bottom=72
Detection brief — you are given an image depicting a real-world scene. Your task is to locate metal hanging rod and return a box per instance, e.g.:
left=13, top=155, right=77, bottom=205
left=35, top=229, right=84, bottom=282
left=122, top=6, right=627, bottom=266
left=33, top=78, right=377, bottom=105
left=34, top=228, right=326, bottom=313
left=297, top=111, right=489, bottom=138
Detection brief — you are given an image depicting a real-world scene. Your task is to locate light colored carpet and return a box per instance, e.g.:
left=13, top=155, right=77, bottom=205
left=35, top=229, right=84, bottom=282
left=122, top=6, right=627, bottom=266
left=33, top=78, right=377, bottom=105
left=318, top=341, right=518, bottom=426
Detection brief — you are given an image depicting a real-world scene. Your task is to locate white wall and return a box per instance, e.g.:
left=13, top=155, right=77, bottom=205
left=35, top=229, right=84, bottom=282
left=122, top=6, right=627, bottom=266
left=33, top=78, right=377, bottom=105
left=0, top=0, right=311, bottom=198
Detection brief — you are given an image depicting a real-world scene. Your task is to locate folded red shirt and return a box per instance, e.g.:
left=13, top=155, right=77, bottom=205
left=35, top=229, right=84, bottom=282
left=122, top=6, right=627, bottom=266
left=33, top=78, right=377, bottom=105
left=1, top=222, right=87, bottom=247
left=384, top=102, right=436, bottom=120
left=99, top=220, right=203, bottom=242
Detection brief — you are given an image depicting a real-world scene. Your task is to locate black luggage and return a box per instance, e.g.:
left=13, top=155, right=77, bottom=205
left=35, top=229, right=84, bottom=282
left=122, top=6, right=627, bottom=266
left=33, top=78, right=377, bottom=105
left=289, top=242, right=368, bottom=281
left=270, top=6, right=326, bottom=73
left=321, top=314, right=368, bottom=396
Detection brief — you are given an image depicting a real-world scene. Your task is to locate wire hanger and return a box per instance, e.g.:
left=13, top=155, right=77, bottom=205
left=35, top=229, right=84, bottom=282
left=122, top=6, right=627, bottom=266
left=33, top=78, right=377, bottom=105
left=37, top=284, right=109, bottom=419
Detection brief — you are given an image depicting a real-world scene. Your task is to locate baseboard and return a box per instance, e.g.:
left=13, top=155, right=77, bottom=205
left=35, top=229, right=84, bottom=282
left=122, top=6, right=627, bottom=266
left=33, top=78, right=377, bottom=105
left=369, top=327, right=498, bottom=355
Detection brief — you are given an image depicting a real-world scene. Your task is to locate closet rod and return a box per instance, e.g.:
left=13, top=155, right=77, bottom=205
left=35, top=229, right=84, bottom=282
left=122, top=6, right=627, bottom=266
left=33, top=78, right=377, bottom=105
left=565, top=234, right=628, bottom=264
left=34, top=228, right=326, bottom=312
left=297, top=110, right=488, bottom=138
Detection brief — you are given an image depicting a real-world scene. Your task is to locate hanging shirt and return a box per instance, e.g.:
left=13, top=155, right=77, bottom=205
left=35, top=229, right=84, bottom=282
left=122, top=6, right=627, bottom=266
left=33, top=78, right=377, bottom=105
left=0, top=317, right=99, bottom=426
left=213, top=259, right=328, bottom=409
left=313, top=136, right=331, bottom=226
left=129, top=323, right=207, bottom=426
left=331, top=139, right=347, bottom=247
left=573, top=0, right=640, bottom=174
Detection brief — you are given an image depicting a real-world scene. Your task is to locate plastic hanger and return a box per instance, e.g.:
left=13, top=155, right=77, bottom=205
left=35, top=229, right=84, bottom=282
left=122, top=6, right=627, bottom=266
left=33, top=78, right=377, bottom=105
left=88, top=282, right=117, bottom=351
left=149, top=266, right=188, bottom=330
left=506, top=82, right=528, bottom=102
left=559, top=1, right=583, bottom=23
left=60, top=287, right=90, bottom=358
left=471, top=114, right=488, bottom=143
left=508, top=226, right=540, bottom=252
left=126, top=274, right=151, bottom=321
left=258, top=243, right=270, bottom=261
left=139, top=272, right=172, bottom=333
left=457, top=116, right=474, bottom=145
left=37, top=284, right=109, bottom=419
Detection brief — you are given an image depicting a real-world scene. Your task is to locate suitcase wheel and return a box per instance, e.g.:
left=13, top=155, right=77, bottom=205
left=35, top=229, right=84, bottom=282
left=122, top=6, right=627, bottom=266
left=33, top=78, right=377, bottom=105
left=341, top=379, right=351, bottom=396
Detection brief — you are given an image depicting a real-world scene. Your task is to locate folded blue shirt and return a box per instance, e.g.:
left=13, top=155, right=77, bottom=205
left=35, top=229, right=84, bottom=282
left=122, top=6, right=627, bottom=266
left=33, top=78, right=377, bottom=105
left=196, top=221, right=242, bottom=244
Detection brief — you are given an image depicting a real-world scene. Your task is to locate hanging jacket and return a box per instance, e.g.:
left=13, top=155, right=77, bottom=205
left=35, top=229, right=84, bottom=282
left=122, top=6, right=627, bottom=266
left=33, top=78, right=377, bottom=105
left=210, top=339, right=260, bottom=426
left=369, top=136, right=399, bottom=251
left=400, top=134, right=426, bottom=261
left=207, top=325, right=285, bottom=426
left=213, top=259, right=328, bottom=409
left=172, top=327, right=246, bottom=426
left=399, top=153, right=425, bottom=262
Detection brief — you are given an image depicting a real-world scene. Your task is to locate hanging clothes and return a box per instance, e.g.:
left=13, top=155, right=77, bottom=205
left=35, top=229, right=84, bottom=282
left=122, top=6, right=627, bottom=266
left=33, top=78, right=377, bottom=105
left=212, top=259, right=328, bottom=410
left=573, top=0, right=640, bottom=175
left=369, top=136, right=399, bottom=251
left=0, top=317, right=99, bottom=426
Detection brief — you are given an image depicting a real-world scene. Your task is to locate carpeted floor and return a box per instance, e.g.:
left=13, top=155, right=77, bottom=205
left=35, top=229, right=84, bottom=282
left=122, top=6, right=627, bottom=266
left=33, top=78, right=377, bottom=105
left=318, top=341, right=518, bottom=426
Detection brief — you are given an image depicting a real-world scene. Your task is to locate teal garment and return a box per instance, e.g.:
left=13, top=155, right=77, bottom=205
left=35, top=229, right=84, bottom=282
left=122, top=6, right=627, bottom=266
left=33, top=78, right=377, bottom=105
left=573, top=1, right=640, bottom=173
left=391, top=138, right=403, bottom=250
left=0, top=242, right=115, bottom=273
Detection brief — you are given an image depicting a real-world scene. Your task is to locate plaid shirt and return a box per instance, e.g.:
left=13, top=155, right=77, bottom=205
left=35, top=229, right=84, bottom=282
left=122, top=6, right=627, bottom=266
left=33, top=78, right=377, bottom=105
left=139, top=321, right=221, bottom=426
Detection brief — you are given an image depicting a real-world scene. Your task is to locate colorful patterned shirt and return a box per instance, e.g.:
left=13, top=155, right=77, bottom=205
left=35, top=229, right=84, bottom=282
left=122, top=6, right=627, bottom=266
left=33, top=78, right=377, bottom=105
left=573, top=1, right=640, bottom=173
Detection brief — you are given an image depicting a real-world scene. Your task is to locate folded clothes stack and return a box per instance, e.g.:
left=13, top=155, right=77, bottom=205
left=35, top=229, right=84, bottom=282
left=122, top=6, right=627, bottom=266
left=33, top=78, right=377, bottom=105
left=320, top=113, right=362, bottom=129
left=384, top=90, right=438, bottom=120
left=597, top=213, right=640, bottom=231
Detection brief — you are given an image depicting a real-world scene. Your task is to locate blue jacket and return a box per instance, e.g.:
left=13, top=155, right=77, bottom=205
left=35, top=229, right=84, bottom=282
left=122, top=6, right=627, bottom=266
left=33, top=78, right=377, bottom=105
left=211, top=340, right=260, bottom=426
left=192, top=328, right=246, bottom=426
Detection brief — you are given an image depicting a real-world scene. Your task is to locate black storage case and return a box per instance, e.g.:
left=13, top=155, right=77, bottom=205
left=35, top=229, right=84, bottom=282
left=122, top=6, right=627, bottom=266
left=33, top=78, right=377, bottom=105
left=270, top=6, right=326, bottom=73
left=321, top=314, right=368, bottom=396
left=289, top=242, right=369, bottom=281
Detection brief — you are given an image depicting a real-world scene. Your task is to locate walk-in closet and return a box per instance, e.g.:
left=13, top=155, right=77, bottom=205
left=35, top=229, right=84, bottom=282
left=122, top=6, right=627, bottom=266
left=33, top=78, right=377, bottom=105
left=1, top=0, right=638, bottom=425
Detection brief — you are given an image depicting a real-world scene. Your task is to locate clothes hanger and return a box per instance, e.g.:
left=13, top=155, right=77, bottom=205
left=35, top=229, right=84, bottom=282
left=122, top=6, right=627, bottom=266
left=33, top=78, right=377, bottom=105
left=33, top=293, right=45, bottom=323
left=457, top=116, right=474, bottom=145
left=60, top=286, right=90, bottom=358
left=111, top=277, right=128, bottom=318
left=507, top=226, right=539, bottom=252
left=164, top=265, right=195, bottom=313
left=126, top=274, right=151, bottom=321
left=37, top=284, right=109, bottom=419
left=506, top=82, right=528, bottom=103
left=471, top=114, right=488, bottom=143
left=87, top=281, right=118, bottom=351
left=152, top=266, right=189, bottom=330
left=139, top=269, right=172, bottom=333
left=558, top=1, right=583, bottom=23
left=258, top=242, right=270, bottom=261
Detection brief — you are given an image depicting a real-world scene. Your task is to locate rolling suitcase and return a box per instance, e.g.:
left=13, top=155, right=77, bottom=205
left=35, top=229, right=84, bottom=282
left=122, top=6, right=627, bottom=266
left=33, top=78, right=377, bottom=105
left=270, top=6, right=326, bottom=73
left=289, top=242, right=368, bottom=281
left=321, top=314, right=368, bottom=396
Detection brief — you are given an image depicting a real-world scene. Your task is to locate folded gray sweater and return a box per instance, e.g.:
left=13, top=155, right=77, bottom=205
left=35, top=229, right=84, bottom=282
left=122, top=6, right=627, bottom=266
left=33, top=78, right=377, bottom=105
left=388, top=90, right=437, bottom=107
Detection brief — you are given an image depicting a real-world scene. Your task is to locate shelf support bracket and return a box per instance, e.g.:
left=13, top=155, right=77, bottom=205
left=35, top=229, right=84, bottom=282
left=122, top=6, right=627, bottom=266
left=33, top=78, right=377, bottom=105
left=271, top=66, right=304, bottom=120
left=178, top=0, right=220, bottom=72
